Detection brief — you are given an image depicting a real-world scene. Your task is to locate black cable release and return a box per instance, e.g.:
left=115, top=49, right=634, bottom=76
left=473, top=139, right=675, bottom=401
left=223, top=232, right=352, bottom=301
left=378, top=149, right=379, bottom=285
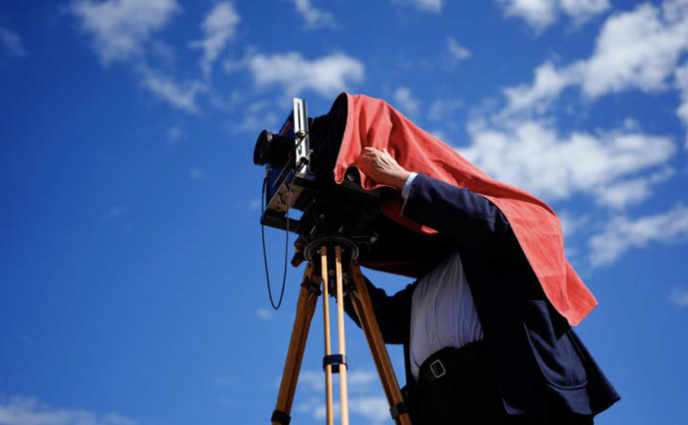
left=322, top=354, right=347, bottom=374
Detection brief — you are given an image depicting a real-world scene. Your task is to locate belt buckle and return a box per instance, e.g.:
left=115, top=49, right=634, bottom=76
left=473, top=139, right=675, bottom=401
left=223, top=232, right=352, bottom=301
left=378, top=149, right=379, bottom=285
left=429, top=359, right=446, bottom=379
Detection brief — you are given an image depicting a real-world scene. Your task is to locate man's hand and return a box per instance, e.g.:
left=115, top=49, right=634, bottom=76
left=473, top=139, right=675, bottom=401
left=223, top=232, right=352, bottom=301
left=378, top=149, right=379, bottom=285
left=354, top=147, right=411, bottom=191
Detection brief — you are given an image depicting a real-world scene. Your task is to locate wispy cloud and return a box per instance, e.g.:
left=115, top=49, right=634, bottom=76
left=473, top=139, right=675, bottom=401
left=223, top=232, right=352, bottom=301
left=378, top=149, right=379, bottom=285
left=189, top=166, right=206, bottom=180
left=495, top=0, right=610, bottom=32
left=167, top=125, right=183, bottom=142
left=588, top=205, right=688, bottom=266
left=139, top=67, right=207, bottom=113
left=0, top=26, right=29, bottom=58
left=393, top=87, right=420, bottom=117
left=393, top=0, right=443, bottom=13
left=502, top=0, right=688, bottom=119
left=294, top=369, right=388, bottom=425
left=446, top=36, right=471, bottom=62
left=257, top=308, right=273, bottom=319
left=460, top=119, right=677, bottom=209
left=107, top=206, right=128, bottom=219
left=71, top=0, right=214, bottom=114
left=669, top=287, right=688, bottom=306
left=427, top=98, right=463, bottom=122
left=71, top=0, right=180, bottom=66
left=0, top=396, right=138, bottom=425
left=300, top=396, right=390, bottom=425
left=288, top=0, right=337, bottom=30
left=190, top=2, right=240, bottom=77
left=248, top=52, right=364, bottom=99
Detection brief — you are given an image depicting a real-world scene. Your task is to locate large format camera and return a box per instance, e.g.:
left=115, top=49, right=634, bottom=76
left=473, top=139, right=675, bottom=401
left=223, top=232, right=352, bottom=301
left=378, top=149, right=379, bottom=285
left=253, top=96, right=453, bottom=275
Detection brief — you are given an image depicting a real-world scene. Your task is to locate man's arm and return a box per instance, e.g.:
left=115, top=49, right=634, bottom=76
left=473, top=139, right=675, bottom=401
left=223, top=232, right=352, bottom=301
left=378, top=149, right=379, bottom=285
left=402, top=173, right=510, bottom=245
left=355, top=147, right=511, bottom=246
left=344, top=276, right=415, bottom=345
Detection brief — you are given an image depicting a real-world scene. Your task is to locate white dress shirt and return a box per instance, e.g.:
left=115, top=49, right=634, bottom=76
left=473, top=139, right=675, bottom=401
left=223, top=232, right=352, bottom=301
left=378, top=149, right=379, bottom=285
left=400, top=173, right=484, bottom=380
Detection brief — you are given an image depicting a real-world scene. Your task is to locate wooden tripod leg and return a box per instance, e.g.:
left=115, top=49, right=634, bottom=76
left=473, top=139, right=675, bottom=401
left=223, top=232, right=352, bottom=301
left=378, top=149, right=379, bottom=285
left=271, top=265, right=319, bottom=425
left=348, top=262, right=413, bottom=425
left=335, top=246, right=350, bottom=425
left=321, top=248, right=334, bottom=425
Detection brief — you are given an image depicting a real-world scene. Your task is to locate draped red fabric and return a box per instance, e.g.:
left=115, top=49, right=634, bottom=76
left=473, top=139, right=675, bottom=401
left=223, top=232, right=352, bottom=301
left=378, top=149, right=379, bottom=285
left=333, top=93, right=597, bottom=326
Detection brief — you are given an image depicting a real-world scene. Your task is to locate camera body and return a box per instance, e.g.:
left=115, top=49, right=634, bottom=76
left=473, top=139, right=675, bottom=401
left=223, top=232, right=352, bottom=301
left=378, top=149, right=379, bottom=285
left=254, top=98, right=454, bottom=275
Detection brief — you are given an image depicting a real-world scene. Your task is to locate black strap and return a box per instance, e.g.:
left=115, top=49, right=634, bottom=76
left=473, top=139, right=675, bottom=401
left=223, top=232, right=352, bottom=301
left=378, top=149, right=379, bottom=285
left=322, top=354, right=347, bottom=373
left=389, top=402, right=409, bottom=420
left=271, top=410, right=291, bottom=425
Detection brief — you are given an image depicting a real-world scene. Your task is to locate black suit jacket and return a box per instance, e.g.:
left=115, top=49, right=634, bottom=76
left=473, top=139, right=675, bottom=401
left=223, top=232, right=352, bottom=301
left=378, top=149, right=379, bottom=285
left=345, top=173, right=619, bottom=416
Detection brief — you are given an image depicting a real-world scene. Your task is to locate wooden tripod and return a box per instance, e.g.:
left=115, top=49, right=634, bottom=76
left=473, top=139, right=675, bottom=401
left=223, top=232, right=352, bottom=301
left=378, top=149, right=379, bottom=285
left=270, top=240, right=412, bottom=425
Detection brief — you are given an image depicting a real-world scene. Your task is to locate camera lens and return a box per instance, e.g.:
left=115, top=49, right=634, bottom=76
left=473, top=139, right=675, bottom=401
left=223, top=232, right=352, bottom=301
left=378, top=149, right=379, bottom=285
left=253, top=130, right=295, bottom=167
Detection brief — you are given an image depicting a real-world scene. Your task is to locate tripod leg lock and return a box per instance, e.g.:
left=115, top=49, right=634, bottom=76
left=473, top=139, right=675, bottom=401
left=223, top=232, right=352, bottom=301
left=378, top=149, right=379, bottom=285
left=271, top=410, right=291, bottom=425
left=322, top=354, right=347, bottom=374
left=389, top=402, right=410, bottom=420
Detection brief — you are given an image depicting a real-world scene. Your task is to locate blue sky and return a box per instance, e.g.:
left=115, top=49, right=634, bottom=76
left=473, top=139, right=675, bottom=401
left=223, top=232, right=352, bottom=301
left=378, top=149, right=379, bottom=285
left=1, top=0, right=688, bottom=424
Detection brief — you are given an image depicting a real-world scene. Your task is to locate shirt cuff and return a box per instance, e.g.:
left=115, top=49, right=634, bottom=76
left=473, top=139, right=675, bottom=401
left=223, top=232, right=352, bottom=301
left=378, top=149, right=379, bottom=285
left=401, top=172, right=418, bottom=200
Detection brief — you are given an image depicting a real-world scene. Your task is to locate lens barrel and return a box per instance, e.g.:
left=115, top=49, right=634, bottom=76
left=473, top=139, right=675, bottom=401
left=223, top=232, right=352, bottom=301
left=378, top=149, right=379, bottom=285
left=253, top=130, right=295, bottom=168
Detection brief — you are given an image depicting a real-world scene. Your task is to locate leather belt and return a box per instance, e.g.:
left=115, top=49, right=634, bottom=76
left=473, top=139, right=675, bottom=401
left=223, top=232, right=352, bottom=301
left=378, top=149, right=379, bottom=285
left=418, top=340, right=487, bottom=386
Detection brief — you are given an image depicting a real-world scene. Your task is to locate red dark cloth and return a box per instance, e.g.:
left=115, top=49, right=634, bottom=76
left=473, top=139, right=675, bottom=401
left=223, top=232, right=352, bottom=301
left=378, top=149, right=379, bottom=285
left=334, top=93, right=597, bottom=326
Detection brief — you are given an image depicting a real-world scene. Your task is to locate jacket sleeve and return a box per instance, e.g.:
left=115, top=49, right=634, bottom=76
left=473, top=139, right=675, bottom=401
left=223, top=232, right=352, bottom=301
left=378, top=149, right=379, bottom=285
left=344, top=275, right=415, bottom=345
left=402, top=173, right=511, bottom=247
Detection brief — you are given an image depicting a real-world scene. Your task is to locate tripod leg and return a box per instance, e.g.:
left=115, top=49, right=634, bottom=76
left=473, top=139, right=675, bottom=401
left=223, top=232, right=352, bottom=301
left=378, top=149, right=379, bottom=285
left=271, top=264, right=319, bottom=425
left=321, top=247, right=334, bottom=425
left=348, top=262, right=413, bottom=425
left=335, top=246, right=350, bottom=425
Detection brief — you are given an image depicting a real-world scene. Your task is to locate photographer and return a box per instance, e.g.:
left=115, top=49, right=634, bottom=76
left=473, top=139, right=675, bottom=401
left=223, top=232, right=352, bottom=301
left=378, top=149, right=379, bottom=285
left=255, top=93, right=619, bottom=425
left=346, top=147, right=619, bottom=425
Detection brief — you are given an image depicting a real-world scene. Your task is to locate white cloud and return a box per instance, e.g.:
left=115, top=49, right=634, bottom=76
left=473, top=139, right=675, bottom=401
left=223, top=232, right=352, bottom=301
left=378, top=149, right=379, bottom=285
left=257, top=308, right=273, bottom=319
left=296, top=369, right=379, bottom=394
left=294, top=369, right=387, bottom=424
left=674, top=61, right=688, bottom=147
left=581, top=1, right=688, bottom=98
left=460, top=119, right=677, bottom=208
left=497, top=0, right=558, bottom=31
left=190, top=2, right=240, bottom=77
left=139, top=68, right=207, bottom=113
left=167, top=125, right=183, bottom=142
left=0, top=396, right=138, bottom=425
left=348, top=396, right=390, bottom=425
left=393, top=0, right=443, bottom=13
left=248, top=198, right=261, bottom=211
left=289, top=0, right=337, bottom=30
left=495, top=0, right=609, bottom=31
left=502, top=61, right=582, bottom=115
left=669, top=287, right=688, bottom=306
left=248, top=52, right=364, bottom=98
left=393, top=87, right=420, bottom=117
left=71, top=0, right=180, bottom=65
left=502, top=0, right=688, bottom=118
left=71, top=0, right=212, bottom=113
left=107, top=206, right=128, bottom=219
left=561, top=0, right=611, bottom=25
left=589, top=205, right=688, bottom=266
left=189, top=166, right=206, bottom=180
left=0, top=26, right=29, bottom=58
left=558, top=211, right=589, bottom=238
left=428, top=99, right=463, bottom=122
left=308, top=396, right=388, bottom=425
left=446, top=36, right=471, bottom=62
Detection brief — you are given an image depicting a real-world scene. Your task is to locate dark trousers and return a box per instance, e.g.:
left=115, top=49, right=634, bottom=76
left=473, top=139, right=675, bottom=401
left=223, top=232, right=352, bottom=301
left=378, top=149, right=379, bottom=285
left=412, top=342, right=594, bottom=425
